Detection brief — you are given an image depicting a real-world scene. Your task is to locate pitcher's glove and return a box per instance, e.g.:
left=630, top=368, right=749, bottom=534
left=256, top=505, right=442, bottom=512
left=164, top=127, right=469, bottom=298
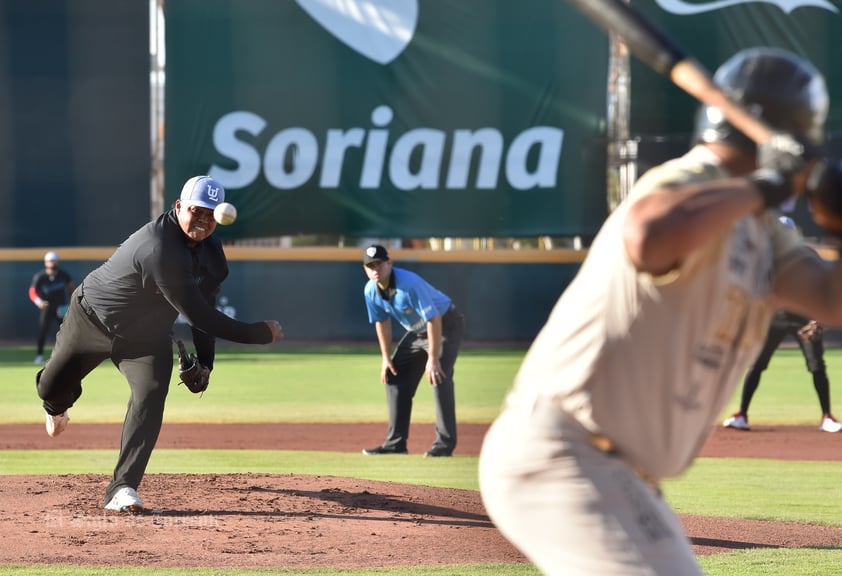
left=175, top=339, right=210, bottom=394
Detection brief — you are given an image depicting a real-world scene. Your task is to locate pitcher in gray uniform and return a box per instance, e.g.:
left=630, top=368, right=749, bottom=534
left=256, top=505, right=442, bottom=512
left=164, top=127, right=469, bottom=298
left=480, top=48, right=842, bottom=575
left=36, top=175, right=284, bottom=513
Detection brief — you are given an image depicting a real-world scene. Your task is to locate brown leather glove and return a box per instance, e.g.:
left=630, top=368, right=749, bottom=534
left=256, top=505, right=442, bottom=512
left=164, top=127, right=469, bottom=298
left=175, top=339, right=210, bottom=394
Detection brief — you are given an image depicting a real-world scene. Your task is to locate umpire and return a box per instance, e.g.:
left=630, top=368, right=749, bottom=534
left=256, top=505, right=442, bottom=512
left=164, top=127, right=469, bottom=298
left=361, top=245, right=464, bottom=457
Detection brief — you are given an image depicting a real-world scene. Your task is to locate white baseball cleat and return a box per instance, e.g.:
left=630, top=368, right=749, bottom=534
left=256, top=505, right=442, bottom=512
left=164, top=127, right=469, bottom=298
left=45, top=410, right=69, bottom=437
left=104, top=487, right=146, bottom=513
left=820, top=414, right=842, bottom=433
left=722, top=412, right=750, bottom=430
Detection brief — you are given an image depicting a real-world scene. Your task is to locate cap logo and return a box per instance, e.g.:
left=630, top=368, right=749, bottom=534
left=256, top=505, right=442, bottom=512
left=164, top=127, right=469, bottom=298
left=206, top=184, right=220, bottom=202
left=366, top=247, right=377, bottom=257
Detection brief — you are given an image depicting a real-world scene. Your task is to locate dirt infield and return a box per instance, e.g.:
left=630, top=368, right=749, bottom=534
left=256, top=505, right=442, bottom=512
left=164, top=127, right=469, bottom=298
left=2, top=422, right=842, bottom=568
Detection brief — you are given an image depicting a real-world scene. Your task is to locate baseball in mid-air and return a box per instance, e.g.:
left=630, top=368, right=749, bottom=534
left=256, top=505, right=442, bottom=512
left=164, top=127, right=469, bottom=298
left=214, top=202, right=237, bottom=225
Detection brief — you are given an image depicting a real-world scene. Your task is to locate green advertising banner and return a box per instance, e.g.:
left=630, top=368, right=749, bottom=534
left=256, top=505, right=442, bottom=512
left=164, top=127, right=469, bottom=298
left=629, top=0, right=842, bottom=138
left=164, top=0, right=610, bottom=239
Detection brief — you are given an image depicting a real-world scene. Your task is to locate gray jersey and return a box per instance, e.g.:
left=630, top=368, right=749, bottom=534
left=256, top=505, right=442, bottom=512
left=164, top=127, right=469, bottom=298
left=510, top=146, right=813, bottom=480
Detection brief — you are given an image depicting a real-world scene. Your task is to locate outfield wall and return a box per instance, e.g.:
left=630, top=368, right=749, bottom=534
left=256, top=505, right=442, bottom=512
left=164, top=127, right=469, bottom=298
left=2, top=248, right=584, bottom=346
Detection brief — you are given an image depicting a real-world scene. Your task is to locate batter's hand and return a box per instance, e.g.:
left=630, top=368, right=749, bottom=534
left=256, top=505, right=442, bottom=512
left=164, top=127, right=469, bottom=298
left=757, top=132, right=806, bottom=175
left=380, top=359, right=397, bottom=384
left=750, top=132, right=811, bottom=208
left=265, top=320, right=284, bottom=342
left=798, top=320, right=822, bottom=343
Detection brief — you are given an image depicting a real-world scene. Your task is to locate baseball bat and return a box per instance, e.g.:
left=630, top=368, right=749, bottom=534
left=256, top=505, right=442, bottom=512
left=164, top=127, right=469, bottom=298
left=566, top=0, right=773, bottom=145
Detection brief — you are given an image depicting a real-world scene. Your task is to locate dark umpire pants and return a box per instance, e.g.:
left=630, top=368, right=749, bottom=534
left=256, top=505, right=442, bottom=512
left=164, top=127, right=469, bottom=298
left=382, top=306, right=465, bottom=453
left=35, top=284, right=173, bottom=506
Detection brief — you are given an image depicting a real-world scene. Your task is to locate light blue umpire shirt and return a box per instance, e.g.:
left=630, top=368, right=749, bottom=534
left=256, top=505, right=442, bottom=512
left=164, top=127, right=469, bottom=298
left=364, top=267, right=452, bottom=333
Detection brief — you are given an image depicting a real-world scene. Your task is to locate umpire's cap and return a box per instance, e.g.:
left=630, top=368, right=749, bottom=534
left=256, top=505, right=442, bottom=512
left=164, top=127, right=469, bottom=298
left=180, top=175, right=225, bottom=210
left=363, top=245, right=390, bottom=265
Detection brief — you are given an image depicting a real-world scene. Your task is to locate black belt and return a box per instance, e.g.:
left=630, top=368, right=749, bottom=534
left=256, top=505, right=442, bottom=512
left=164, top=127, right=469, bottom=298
left=78, top=287, right=110, bottom=335
left=443, top=304, right=463, bottom=323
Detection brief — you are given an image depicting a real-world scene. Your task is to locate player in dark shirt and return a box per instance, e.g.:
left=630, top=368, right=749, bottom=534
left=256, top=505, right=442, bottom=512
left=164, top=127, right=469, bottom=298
left=722, top=309, right=841, bottom=432
left=29, top=251, right=74, bottom=364
left=722, top=217, right=842, bottom=433
left=35, top=175, right=284, bottom=512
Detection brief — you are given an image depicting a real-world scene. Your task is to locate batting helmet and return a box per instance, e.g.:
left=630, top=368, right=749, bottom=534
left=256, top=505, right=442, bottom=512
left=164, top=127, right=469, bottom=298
left=693, top=47, right=828, bottom=150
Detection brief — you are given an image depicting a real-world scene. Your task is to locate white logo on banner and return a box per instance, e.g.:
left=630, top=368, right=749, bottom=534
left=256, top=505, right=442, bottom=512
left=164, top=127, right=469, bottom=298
left=655, top=0, right=837, bottom=14
left=209, top=105, right=564, bottom=192
left=295, top=0, right=418, bottom=64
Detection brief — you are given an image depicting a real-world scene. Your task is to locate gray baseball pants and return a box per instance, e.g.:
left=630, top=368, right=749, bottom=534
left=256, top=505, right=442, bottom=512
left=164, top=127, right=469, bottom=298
left=381, top=306, right=464, bottom=453
left=36, top=285, right=173, bottom=506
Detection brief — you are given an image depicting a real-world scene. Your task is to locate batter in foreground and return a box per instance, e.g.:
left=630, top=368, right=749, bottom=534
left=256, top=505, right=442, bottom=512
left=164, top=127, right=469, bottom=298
left=480, top=48, right=842, bottom=574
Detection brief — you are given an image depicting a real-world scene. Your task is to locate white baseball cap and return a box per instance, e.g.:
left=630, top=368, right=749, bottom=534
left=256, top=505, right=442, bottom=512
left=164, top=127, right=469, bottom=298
left=44, top=251, right=59, bottom=262
left=180, top=175, right=225, bottom=210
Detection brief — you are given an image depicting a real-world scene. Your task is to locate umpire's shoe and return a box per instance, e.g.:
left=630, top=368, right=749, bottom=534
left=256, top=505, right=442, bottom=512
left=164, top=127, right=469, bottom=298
left=424, top=447, right=453, bottom=458
left=362, top=445, right=408, bottom=455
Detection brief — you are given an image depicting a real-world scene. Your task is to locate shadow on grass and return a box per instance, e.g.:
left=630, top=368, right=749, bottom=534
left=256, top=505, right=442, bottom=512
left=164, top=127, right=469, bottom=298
left=691, top=537, right=780, bottom=551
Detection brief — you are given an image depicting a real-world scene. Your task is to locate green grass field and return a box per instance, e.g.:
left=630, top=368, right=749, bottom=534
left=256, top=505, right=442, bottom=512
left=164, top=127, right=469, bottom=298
left=4, top=345, right=842, bottom=575
left=3, top=345, right=521, bottom=424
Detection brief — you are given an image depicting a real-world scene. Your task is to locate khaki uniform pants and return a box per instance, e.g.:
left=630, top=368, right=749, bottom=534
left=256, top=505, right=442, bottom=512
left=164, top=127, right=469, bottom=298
left=478, top=401, right=703, bottom=576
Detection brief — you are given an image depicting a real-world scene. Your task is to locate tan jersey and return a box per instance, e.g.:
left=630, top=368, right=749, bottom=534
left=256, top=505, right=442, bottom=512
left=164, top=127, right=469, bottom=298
left=510, top=146, right=814, bottom=480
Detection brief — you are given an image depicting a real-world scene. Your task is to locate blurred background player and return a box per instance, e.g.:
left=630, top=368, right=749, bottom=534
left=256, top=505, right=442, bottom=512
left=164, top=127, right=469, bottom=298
left=479, top=47, right=841, bottom=575
left=723, top=310, right=841, bottom=432
left=723, top=216, right=841, bottom=433
left=361, top=244, right=465, bottom=457
left=29, top=251, right=75, bottom=364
